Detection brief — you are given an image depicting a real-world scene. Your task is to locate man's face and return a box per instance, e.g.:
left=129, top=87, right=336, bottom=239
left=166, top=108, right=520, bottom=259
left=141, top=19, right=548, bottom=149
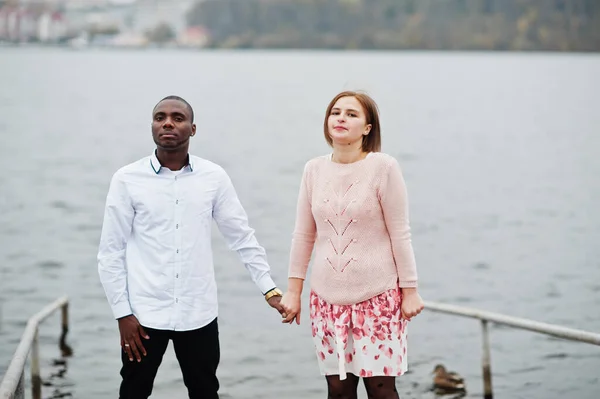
left=151, top=99, right=196, bottom=151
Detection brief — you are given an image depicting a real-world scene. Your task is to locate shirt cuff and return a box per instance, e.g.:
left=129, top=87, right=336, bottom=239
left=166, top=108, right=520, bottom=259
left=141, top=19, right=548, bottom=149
left=256, top=274, right=277, bottom=295
left=112, top=301, right=133, bottom=320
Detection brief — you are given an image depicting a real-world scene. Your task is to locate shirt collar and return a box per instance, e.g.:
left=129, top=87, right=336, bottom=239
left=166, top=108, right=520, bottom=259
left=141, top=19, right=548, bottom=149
left=150, top=151, right=194, bottom=174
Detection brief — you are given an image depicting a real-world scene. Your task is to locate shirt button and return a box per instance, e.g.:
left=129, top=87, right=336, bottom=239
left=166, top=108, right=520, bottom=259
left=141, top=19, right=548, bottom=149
left=176, top=249, right=179, bottom=253
left=174, top=176, right=178, bottom=181
left=176, top=224, right=179, bottom=229
left=176, top=273, right=179, bottom=278
left=175, top=298, right=179, bottom=303
left=176, top=200, right=179, bottom=204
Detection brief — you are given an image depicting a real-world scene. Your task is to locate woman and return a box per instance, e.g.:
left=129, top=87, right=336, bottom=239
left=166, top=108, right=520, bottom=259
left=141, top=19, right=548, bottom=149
left=281, top=91, right=425, bottom=399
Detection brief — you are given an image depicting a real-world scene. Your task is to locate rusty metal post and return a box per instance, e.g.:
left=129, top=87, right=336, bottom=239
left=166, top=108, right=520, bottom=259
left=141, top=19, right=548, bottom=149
left=481, top=320, right=493, bottom=399
left=60, top=303, right=72, bottom=357
left=31, top=328, right=42, bottom=399
left=61, top=303, right=69, bottom=333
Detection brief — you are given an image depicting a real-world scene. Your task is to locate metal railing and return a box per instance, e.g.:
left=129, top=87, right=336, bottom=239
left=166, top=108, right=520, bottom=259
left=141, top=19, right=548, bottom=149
left=2, top=297, right=598, bottom=398
left=0, top=296, right=72, bottom=399
left=424, top=300, right=600, bottom=399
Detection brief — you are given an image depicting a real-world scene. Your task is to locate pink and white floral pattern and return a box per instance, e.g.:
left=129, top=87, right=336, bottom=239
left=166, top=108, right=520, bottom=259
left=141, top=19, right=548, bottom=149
left=310, top=287, right=408, bottom=380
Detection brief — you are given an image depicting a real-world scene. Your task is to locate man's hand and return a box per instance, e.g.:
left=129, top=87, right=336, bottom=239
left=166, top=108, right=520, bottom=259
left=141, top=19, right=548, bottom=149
left=118, top=315, right=150, bottom=362
left=267, top=296, right=286, bottom=318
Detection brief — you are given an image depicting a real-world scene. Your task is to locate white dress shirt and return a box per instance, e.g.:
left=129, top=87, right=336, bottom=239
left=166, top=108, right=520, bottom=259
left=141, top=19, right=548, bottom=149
left=97, top=152, right=277, bottom=331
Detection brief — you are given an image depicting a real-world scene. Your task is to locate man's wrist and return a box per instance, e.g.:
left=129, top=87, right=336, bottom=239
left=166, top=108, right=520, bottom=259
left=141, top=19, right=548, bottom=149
left=264, top=287, right=283, bottom=301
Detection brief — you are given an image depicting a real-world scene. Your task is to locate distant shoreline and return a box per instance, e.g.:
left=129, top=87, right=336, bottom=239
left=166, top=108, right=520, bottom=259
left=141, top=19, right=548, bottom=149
left=1, top=43, right=599, bottom=55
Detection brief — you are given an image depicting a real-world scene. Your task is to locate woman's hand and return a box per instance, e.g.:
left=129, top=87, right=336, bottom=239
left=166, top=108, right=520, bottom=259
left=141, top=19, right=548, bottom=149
left=400, top=288, right=424, bottom=321
left=280, top=291, right=302, bottom=325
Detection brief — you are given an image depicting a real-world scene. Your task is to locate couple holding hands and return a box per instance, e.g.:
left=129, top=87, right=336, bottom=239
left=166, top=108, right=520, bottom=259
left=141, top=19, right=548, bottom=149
left=98, top=91, right=424, bottom=399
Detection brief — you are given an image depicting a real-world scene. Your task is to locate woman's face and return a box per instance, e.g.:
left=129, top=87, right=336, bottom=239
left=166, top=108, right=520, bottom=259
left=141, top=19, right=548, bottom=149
left=327, top=96, right=371, bottom=148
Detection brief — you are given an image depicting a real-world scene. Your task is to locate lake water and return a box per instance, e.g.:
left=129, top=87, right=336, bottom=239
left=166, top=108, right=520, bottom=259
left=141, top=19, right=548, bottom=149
left=0, top=48, right=599, bottom=399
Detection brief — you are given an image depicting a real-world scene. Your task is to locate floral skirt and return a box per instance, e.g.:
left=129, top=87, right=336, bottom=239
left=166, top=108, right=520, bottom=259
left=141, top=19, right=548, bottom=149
left=310, top=287, right=408, bottom=380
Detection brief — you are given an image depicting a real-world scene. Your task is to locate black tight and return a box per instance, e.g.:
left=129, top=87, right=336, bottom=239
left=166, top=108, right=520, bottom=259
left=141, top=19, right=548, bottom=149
left=326, top=374, right=359, bottom=399
left=326, top=375, right=399, bottom=399
left=363, top=376, right=400, bottom=399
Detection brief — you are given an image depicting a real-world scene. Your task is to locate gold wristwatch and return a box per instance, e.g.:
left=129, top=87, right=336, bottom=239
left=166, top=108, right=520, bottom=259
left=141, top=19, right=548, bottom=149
left=264, top=287, right=283, bottom=302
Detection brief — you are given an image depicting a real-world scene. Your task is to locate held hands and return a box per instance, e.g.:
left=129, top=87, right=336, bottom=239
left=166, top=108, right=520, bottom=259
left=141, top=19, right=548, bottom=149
left=267, top=295, right=287, bottom=318
left=280, top=292, right=301, bottom=324
left=400, top=288, right=425, bottom=321
left=267, top=293, right=301, bottom=324
left=118, top=315, right=150, bottom=362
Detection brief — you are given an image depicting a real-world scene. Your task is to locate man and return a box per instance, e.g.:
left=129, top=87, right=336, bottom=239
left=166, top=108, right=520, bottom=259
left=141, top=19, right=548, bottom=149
left=97, top=95, right=285, bottom=399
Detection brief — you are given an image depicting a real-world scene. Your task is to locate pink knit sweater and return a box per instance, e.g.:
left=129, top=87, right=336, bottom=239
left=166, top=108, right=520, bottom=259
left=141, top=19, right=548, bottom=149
left=288, top=152, right=418, bottom=305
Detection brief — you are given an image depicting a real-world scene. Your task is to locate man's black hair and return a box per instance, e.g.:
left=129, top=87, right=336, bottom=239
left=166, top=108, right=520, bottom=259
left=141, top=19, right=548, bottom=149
left=154, top=95, right=194, bottom=123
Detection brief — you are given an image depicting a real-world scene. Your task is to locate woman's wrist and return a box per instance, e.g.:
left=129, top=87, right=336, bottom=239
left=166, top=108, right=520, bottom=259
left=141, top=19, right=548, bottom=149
left=287, top=277, right=304, bottom=295
left=400, top=287, right=418, bottom=295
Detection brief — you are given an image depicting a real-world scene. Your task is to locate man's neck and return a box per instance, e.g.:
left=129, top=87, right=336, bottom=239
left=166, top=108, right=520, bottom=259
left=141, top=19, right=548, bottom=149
left=156, top=148, right=189, bottom=171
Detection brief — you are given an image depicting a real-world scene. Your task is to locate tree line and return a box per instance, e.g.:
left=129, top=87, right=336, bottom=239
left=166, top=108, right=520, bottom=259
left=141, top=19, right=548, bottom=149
left=186, top=0, right=600, bottom=51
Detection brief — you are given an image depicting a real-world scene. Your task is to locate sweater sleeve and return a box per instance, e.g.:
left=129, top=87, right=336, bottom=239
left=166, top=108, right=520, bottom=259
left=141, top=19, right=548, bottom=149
left=288, top=162, right=317, bottom=280
left=379, top=158, right=418, bottom=287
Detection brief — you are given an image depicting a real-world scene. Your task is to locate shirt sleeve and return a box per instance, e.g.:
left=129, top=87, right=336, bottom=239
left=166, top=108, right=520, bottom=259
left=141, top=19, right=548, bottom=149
left=288, top=162, right=317, bottom=280
left=213, top=170, right=277, bottom=295
left=379, top=158, right=418, bottom=287
left=97, top=171, right=135, bottom=319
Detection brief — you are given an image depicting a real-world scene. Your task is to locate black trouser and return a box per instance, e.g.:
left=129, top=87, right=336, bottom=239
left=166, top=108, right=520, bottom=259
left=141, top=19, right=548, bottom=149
left=119, top=317, right=220, bottom=399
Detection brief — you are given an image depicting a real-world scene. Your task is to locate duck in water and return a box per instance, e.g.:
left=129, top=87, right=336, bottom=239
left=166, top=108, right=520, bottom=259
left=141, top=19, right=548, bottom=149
left=432, top=364, right=467, bottom=396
